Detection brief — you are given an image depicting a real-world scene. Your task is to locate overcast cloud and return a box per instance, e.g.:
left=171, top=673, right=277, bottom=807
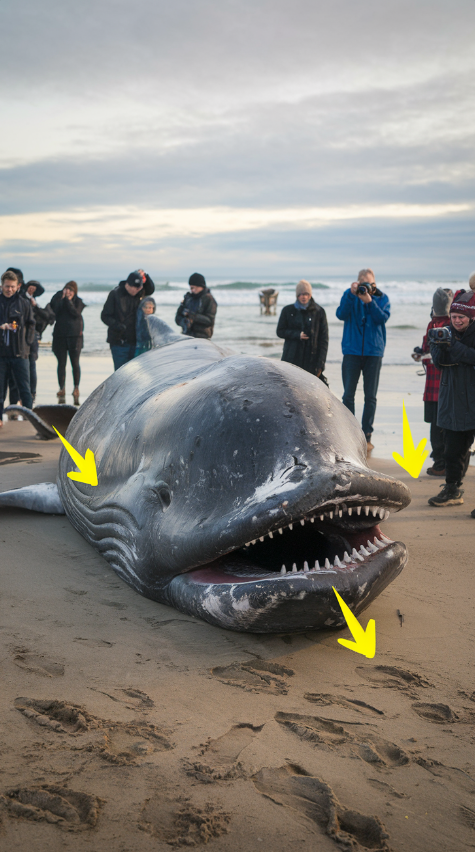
left=1, top=0, right=474, bottom=278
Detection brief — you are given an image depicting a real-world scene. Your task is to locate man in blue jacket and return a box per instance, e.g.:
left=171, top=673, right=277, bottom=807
left=336, top=269, right=390, bottom=450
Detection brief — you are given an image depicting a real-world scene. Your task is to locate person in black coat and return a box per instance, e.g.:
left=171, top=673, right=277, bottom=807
left=50, top=281, right=85, bottom=404
left=0, top=270, right=35, bottom=425
left=10, top=279, right=54, bottom=403
left=175, top=273, right=217, bottom=339
left=101, top=269, right=155, bottom=370
left=428, top=290, right=475, bottom=507
left=276, top=280, right=329, bottom=380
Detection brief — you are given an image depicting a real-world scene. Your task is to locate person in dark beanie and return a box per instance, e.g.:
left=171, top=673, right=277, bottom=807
left=9, top=279, right=54, bottom=404
left=101, top=269, right=155, bottom=370
left=428, top=290, right=475, bottom=507
left=50, top=281, right=85, bottom=404
left=412, top=287, right=453, bottom=476
left=175, top=273, right=217, bottom=339
left=0, top=270, right=35, bottom=426
left=277, top=280, right=329, bottom=381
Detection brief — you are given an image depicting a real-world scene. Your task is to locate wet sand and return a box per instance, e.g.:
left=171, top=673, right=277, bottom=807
left=1, top=388, right=474, bottom=850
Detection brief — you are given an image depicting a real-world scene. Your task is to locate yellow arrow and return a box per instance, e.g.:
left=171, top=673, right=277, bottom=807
left=332, top=587, right=376, bottom=658
left=392, top=400, right=429, bottom=478
left=53, top=426, right=98, bottom=486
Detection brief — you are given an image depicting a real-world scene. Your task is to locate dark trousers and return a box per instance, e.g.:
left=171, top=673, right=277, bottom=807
left=53, top=339, right=81, bottom=388
left=9, top=335, right=39, bottom=403
left=342, top=354, right=383, bottom=438
left=0, top=357, right=33, bottom=419
left=444, top=429, right=474, bottom=486
left=110, top=344, right=136, bottom=371
left=424, top=400, right=445, bottom=468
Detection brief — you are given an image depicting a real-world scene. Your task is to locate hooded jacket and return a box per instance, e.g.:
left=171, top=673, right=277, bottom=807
left=277, top=299, right=328, bottom=375
left=101, top=275, right=155, bottom=346
left=430, top=320, right=475, bottom=431
left=336, top=287, right=390, bottom=357
left=0, top=291, right=35, bottom=358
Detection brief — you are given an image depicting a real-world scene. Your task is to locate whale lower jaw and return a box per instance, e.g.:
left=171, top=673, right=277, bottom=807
left=164, top=540, right=407, bottom=633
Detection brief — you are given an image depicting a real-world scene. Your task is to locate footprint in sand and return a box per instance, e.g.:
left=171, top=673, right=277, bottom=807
left=1, top=786, right=102, bottom=831
left=304, top=693, right=384, bottom=717
left=211, top=659, right=294, bottom=695
left=356, top=665, right=433, bottom=694
left=185, top=723, right=263, bottom=782
left=275, top=711, right=409, bottom=768
left=411, top=702, right=459, bottom=724
left=12, top=648, right=64, bottom=678
left=139, top=794, right=231, bottom=845
left=252, top=764, right=391, bottom=852
left=14, top=697, right=173, bottom=763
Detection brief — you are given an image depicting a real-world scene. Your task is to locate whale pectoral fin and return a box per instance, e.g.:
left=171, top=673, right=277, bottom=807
left=146, top=315, right=185, bottom=348
left=0, top=483, right=65, bottom=514
left=5, top=405, right=77, bottom=440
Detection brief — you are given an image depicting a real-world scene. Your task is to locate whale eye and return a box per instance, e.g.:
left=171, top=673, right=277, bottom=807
left=150, top=482, right=172, bottom=511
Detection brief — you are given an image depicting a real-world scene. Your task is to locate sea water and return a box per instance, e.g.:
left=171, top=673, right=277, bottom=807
left=38, top=276, right=464, bottom=363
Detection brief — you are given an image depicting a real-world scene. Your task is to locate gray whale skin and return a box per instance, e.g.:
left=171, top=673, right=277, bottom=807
left=1, top=317, right=411, bottom=633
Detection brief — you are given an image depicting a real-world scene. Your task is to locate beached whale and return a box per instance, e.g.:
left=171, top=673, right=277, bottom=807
left=0, top=317, right=410, bottom=633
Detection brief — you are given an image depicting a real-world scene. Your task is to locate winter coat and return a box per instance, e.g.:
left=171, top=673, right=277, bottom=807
left=430, top=320, right=475, bottom=431
left=50, top=291, right=85, bottom=353
left=276, top=300, right=328, bottom=375
left=175, top=288, right=217, bottom=339
left=0, top=291, right=35, bottom=358
left=101, top=276, right=155, bottom=346
left=336, top=288, right=390, bottom=357
left=421, top=316, right=450, bottom=402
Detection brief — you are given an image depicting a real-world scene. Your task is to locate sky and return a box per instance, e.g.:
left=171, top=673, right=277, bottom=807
left=1, top=0, right=474, bottom=280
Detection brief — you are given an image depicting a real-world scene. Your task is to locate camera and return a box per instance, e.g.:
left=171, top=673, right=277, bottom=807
left=357, top=283, right=371, bottom=295
left=428, top=326, right=452, bottom=345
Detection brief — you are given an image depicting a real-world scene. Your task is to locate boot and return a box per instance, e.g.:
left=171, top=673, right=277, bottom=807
left=428, top=483, right=464, bottom=506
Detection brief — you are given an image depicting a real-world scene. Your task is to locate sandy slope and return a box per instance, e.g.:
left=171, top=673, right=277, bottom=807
left=0, top=421, right=474, bottom=852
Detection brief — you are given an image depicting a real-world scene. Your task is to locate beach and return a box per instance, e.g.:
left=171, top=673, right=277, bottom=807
left=1, top=356, right=475, bottom=851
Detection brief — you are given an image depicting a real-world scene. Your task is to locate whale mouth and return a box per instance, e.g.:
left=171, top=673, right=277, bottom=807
left=186, top=501, right=398, bottom=585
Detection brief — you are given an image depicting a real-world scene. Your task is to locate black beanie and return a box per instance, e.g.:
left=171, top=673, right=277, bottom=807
left=7, top=266, right=24, bottom=284
left=188, top=272, right=206, bottom=289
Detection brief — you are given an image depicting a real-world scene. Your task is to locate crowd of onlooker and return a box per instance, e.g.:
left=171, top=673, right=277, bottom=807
left=2, top=262, right=475, bottom=517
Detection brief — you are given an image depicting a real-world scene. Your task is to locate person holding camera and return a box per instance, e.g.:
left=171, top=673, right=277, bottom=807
left=277, top=279, right=329, bottom=381
left=101, top=269, right=155, bottom=370
left=412, top=288, right=453, bottom=475
left=175, top=273, right=217, bottom=339
left=428, top=291, right=475, bottom=507
left=336, top=269, right=390, bottom=450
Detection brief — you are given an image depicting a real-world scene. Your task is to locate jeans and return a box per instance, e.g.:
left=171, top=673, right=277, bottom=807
left=341, top=354, right=383, bottom=438
left=0, top=357, right=33, bottom=419
left=110, top=344, right=136, bottom=371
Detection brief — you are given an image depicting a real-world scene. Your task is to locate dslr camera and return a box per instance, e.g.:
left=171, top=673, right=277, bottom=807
left=357, top=283, right=372, bottom=295
left=428, top=326, right=452, bottom=346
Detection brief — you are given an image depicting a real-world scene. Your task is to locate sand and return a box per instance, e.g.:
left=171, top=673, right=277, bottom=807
left=1, top=367, right=475, bottom=851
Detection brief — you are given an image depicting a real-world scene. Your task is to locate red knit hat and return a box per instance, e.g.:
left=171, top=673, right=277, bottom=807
left=450, top=289, right=475, bottom=318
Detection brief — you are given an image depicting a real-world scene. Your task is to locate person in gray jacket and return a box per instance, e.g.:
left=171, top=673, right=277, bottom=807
left=428, top=291, right=475, bottom=507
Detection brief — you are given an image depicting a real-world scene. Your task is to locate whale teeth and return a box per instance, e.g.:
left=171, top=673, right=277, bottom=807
left=359, top=545, right=370, bottom=556
left=320, top=514, right=324, bottom=521
left=338, top=509, right=343, bottom=518
left=356, top=506, right=361, bottom=515
left=268, top=531, right=273, bottom=539
left=380, top=532, right=394, bottom=543
left=364, top=506, right=370, bottom=516
left=384, top=509, right=390, bottom=520
left=251, top=540, right=256, bottom=545
left=374, top=537, right=386, bottom=549
left=278, top=528, right=283, bottom=535
left=259, top=536, right=264, bottom=542
left=300, top=519, right=305, bottom=526
left=281, top=565, right=286, bottom=574
left=348, top=507, right=353, bottom=516
left=292, top=563, right=298, bottom=573
left=367, top=540, right=378, bottom=553
left=343, top=551, right=352, bottom=563
left=314, top=560, right=320, bottom=570
left=352, top=548, right=364, bottom=562
left=371, top=506, right=378, bottom=517
left=310, top=516, right=315, bottom=523
left=334, top=555, right=343, bottom=568
left=324, top=558, right=331, bottom=569
left=303, top=561, right=309, bottom=572
left=329, top=510, right=333, bottom=519
left=288, top=523, right=293, bottom=530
